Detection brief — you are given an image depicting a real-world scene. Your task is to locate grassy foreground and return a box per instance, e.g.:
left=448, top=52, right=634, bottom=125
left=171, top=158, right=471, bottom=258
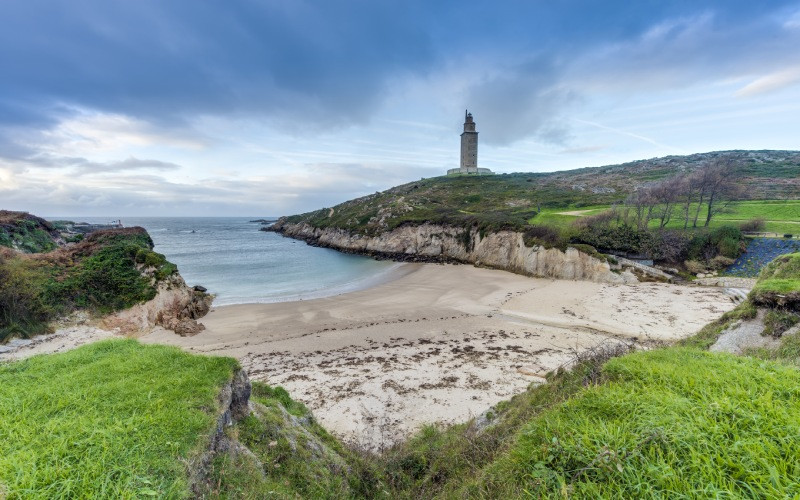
left=0, top=340, right=238, bottom=498
left=3, top=343, right=800, bottom=498
left=450, top=348, right=800, bottom=498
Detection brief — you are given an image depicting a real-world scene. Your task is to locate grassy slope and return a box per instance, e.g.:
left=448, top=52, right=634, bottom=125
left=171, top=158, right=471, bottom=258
left=451, top=348, right=800, bottom=498
left=750, top=253, right=800, bottom=308
left=282, top=150, right=799, bottom=236
left=207, top=383, right=375, bottom=499
left=0, top=340, right=238, bottom=499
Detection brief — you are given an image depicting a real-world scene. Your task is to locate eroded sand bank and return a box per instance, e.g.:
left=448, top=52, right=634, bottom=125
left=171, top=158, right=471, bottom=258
left=140, top=263, right=735, bottom=449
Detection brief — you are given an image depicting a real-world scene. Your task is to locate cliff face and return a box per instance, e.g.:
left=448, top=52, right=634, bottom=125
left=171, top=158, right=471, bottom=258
left=268, top=220, right=636, bottom=284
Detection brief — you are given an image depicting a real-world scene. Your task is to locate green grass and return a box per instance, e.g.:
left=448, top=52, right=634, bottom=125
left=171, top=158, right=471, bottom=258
left=0, top=340, right=239, bottom=499
left=529, top=206, right=609, bottom=228
left=207, top=382, right=377, bottom=499
left=746, top=331, right=800, bottom=367
left=750, top=253, right=800, bottom=308
left=451, top=348, right=800, bottom=498
left=541, top=200, right=800, bottom=235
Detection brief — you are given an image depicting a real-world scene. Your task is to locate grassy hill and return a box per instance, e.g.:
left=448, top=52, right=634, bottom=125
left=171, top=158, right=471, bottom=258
left=281, top=150, right=800, bottom=237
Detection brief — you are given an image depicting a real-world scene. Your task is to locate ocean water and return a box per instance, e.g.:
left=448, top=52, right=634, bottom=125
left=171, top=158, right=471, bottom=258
left=54, top=217, right=399, bottom=305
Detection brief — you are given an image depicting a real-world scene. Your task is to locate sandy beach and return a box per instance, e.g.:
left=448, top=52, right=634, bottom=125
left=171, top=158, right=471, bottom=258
left=136, top=263, right=735, bottom=449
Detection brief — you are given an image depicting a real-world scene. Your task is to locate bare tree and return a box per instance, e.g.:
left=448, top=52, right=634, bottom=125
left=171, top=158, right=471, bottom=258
left=679, top=173, right=700, bottom=229
left=689, top=167, right=712, bottom=228
left=702, top=159, right=745, bottom=226
left=651, top=176, right=684, bottom=228
left=625, top=188, right=658, bottom=231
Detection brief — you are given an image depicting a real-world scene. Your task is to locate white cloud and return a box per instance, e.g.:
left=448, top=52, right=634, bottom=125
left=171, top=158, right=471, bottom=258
left=36, top=109, right=207, bottom=156
left=736, top=67, right=800, bottom=96
left=783, top=9, right=800, bottom=29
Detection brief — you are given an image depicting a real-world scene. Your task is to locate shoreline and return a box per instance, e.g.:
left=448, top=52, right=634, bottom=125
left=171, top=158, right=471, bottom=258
left=140, top=263, right=736, bottom=449
left=211, top=261, right=416, bottom=306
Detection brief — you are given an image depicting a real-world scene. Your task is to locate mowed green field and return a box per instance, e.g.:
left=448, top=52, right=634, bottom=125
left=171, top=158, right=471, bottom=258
left=532, top=200, right=800, bottom=235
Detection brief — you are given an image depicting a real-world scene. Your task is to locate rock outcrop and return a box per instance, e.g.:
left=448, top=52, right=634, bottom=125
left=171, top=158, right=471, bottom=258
left=102, top=273, right=213, bottom=336
left=268, top=220, right=636, bottom=284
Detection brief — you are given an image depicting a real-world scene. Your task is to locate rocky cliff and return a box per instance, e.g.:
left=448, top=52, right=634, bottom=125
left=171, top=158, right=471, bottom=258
left=268, top=220, right=637, bottom=284
left=103, top=272, right=212, bottom=337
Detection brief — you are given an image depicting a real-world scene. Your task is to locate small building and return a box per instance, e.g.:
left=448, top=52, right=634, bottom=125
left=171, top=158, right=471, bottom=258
left=447, top=110, right=493, bottom=175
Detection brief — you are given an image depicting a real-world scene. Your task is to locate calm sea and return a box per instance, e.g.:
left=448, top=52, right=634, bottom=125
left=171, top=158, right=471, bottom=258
left=52, top=217, right=399, bottom=305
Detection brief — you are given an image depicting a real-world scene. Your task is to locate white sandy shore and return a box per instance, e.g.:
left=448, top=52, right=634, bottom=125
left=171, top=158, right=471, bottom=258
left=134, top=263, right=735, bottom=450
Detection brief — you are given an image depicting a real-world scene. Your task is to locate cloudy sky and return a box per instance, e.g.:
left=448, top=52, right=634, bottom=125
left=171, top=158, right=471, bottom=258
left=2, top=1, right=799, bottom=216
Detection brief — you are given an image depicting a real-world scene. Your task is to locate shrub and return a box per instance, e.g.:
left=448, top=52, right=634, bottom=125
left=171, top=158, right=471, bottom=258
left=684, top=260, right=705, bottom=274
left=644, top=230, right=691, bottom=263
left=0, top=258, right=53, bottom=342
left=711, top=225, right=745, bottom=258
left=710, top=255, right=735, bottom=270
left=144, top=251, right=167, bottom=268
left=572, top=209, right=617, bottom=229
left=739, top=217, right=766, bottom=232
left=573, top=224, right=650, bottom=255
left=687, top=225, right=745, bottom=262
left=523, top=225, right=563, bottom=248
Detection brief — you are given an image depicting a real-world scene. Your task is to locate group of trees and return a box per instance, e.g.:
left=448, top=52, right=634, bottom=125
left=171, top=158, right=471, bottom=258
left=623, top=158, right=745, bottom=231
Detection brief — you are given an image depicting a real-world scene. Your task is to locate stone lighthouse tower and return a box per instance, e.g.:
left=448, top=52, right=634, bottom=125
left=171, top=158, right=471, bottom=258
left=460, top=110, right=478, bottom=170
left=448, top=110, right=493, bottom=175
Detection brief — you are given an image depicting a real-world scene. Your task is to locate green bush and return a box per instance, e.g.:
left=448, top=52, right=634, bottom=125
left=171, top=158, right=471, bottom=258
left=523, top=225, right=565, bottom=249
left=686, top=225, right=745, bottom=262
left=49, top=244, right=157, bottom=313
left=0, top=229, right=12, bottom=247
left=0, top=258, right=53, bottom=341
left=573, top=224, right=650, bottom=255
